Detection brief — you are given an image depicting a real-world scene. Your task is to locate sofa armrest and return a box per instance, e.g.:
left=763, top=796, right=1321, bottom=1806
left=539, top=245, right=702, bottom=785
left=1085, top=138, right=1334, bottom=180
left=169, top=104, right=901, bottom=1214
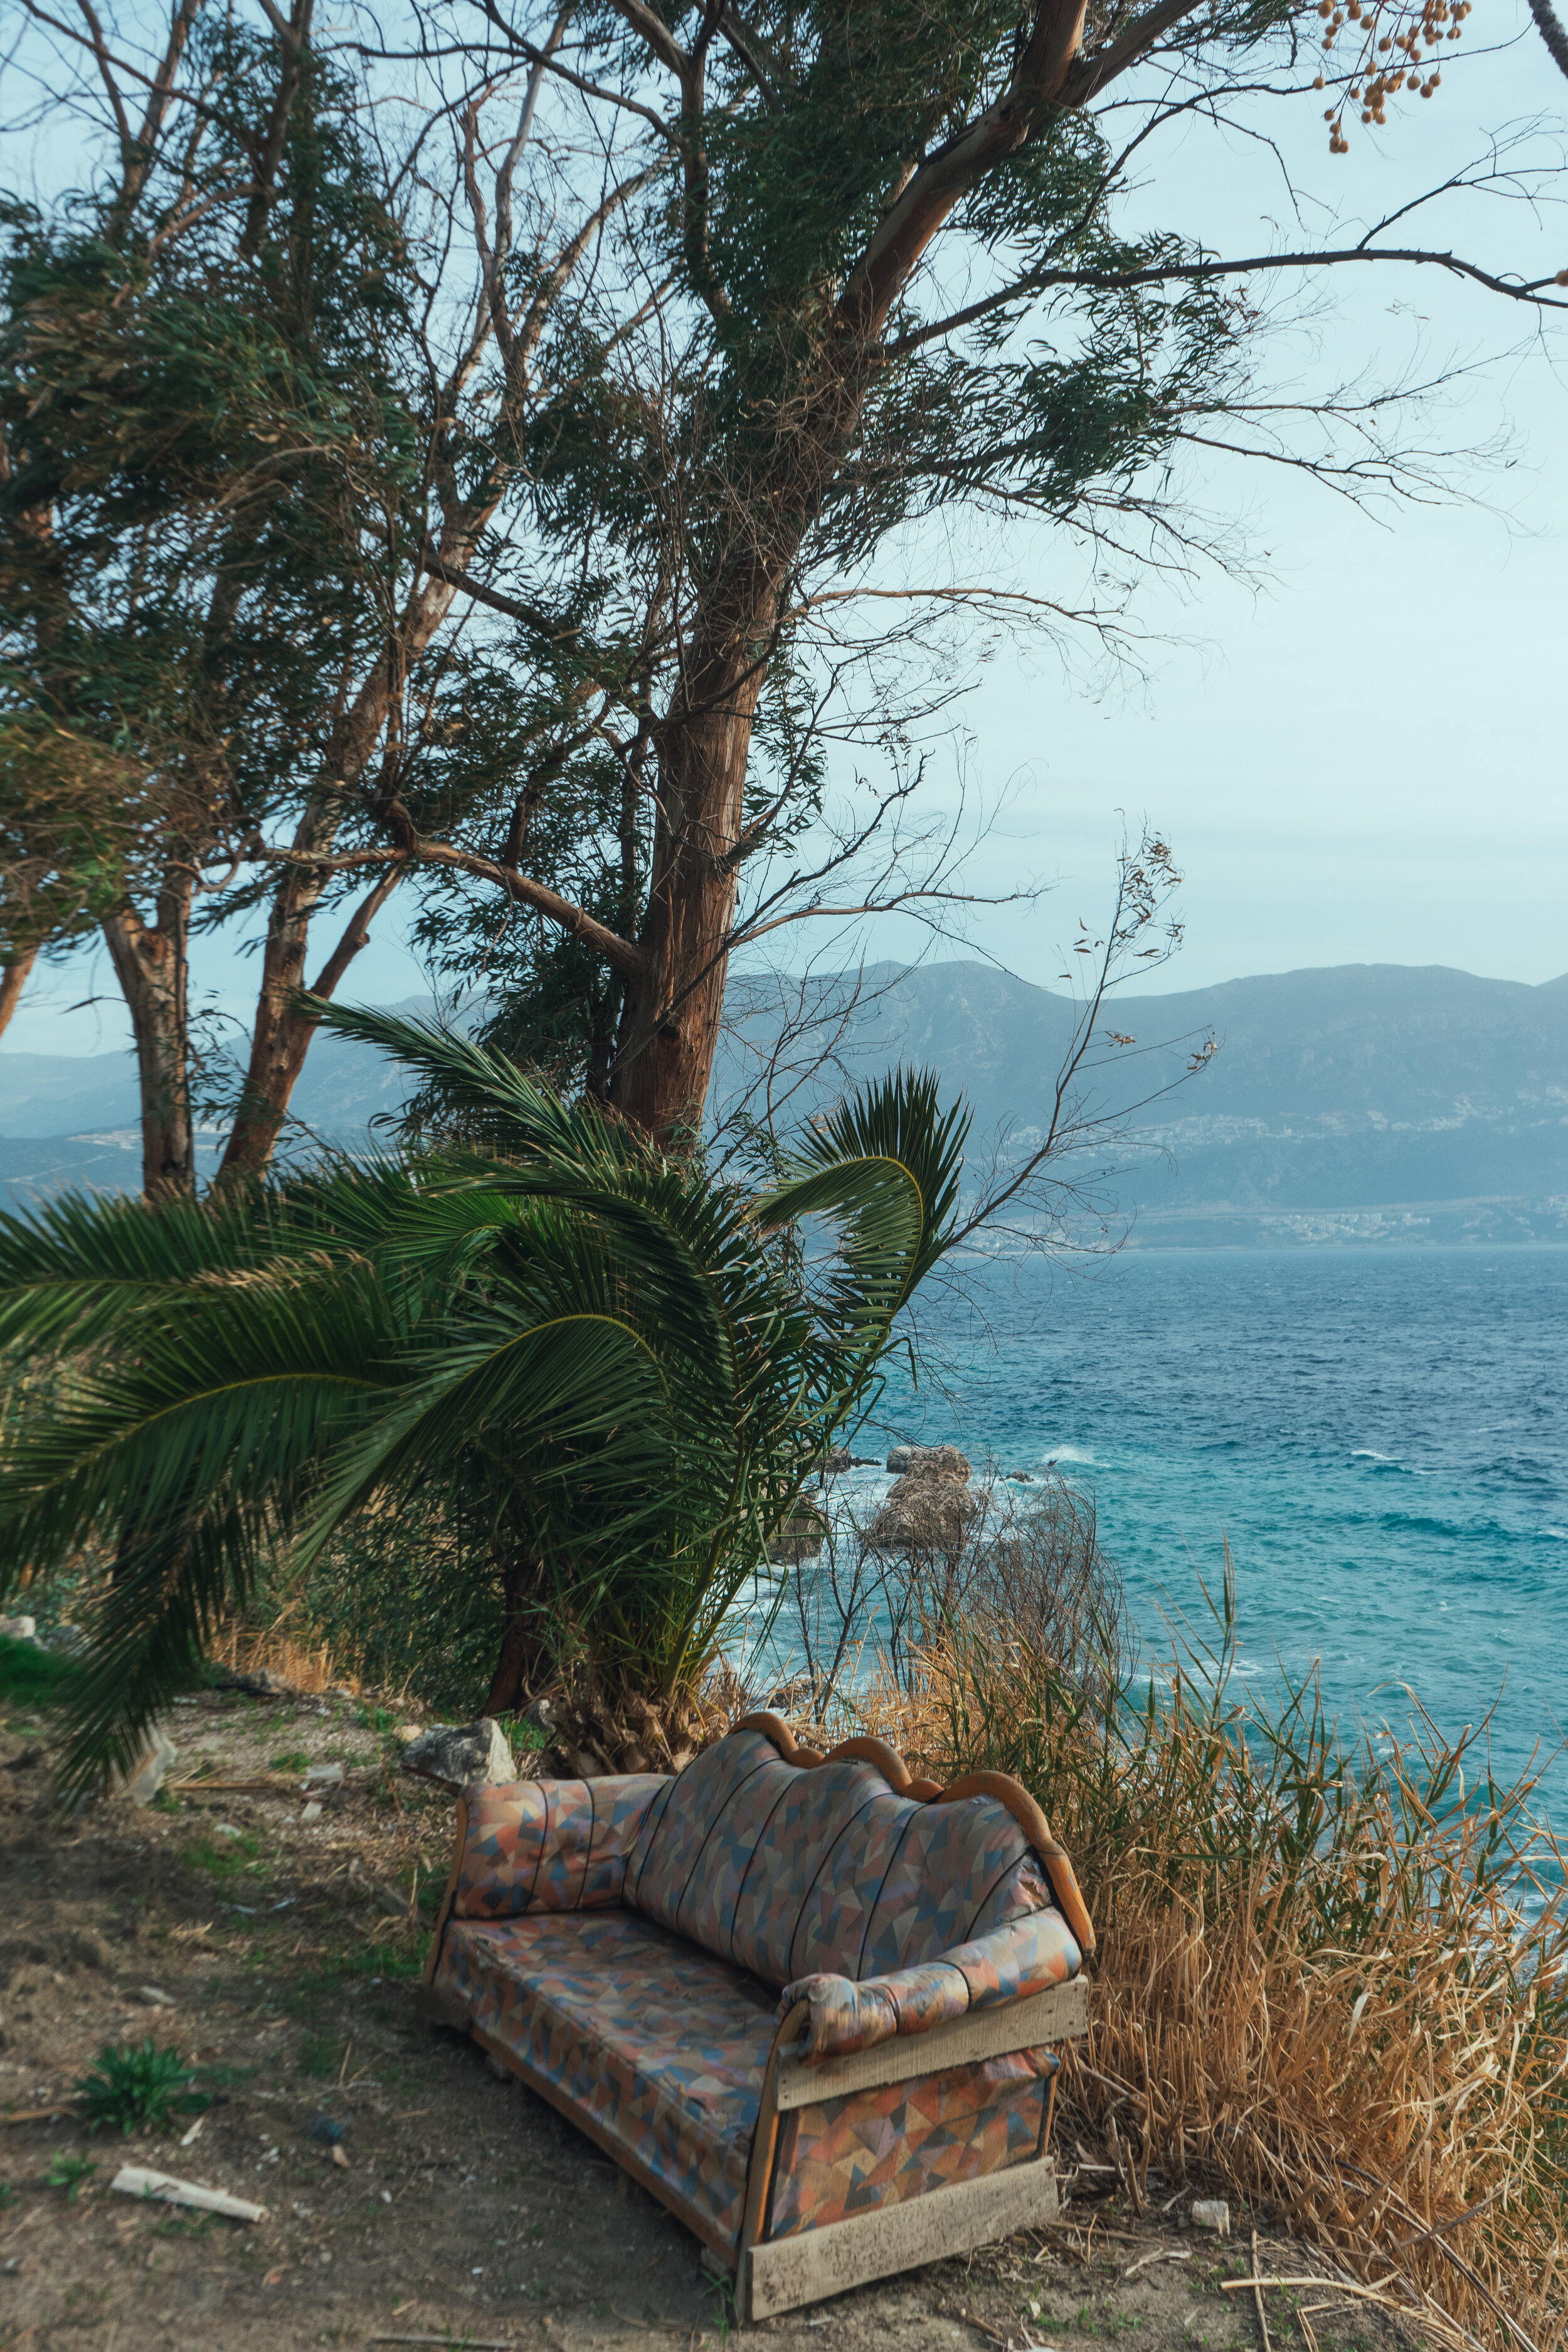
left=453, top=1772, right=670, bottom=1920
left=778, top=1907, right=1083, bottom=2062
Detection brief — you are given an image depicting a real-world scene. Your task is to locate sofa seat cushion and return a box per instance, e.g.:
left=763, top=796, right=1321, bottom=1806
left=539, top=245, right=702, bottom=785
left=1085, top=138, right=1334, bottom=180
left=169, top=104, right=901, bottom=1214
left=435, top=1909, right=776, bottom=2250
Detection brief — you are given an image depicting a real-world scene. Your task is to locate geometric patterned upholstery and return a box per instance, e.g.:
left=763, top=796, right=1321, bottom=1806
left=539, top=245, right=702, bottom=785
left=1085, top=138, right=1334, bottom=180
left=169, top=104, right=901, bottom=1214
left=624, top=1729, right=1063, bottom=1985
left=438, top=1907, right=775, bottom=2247
left=768, top=2048, right=1056, bottom=2238
left=433, top=1726, right=1088, bottom=2259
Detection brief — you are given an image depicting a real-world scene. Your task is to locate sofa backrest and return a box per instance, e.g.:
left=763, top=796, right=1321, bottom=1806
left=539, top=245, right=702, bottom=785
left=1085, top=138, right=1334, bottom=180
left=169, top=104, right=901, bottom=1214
left=624, top=1724, right=1063, bottom=1988
left=453, top=1772, right=669, bottom=1921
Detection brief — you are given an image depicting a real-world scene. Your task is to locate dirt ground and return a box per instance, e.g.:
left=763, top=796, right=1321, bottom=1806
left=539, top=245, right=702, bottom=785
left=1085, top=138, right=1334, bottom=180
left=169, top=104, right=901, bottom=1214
left=0, top=1683, right=1426, bottom=2352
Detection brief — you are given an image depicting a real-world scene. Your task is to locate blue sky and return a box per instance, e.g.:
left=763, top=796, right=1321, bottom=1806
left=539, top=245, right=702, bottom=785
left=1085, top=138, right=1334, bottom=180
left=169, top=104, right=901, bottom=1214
left=6, top=4, right=1565, bottom=1059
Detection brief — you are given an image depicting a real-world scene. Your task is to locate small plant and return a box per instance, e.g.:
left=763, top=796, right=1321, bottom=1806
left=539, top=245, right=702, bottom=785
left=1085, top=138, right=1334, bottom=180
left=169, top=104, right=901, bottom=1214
left=46, top=2151, right=98, bottom=2198
left=75, top=2040, right=203, bottom=2136
left=184, top=1828, right=260, bottom=1877
left=0, top=1633, right=78, bottom=1708
left=268, top=1750, right=310, bottom=1773
left=0, top=2179, right=14, bottom=2210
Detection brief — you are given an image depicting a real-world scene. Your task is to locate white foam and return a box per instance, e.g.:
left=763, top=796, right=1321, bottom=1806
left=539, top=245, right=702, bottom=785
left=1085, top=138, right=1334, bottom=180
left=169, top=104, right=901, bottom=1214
left=1352, top=1449, right=1396, bottom=1463
left=1041, top=1445, right=1096, bottom=1467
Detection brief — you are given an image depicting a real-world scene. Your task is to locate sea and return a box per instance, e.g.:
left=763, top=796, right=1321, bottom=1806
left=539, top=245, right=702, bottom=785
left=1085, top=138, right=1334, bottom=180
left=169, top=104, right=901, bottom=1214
left=803, top=1244, right=1568, bottom=1831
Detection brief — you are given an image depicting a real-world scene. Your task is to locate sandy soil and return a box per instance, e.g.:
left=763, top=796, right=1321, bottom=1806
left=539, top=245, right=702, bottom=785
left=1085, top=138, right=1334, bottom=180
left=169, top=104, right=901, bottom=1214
left=0, top=1685, right=1424, bottom=2352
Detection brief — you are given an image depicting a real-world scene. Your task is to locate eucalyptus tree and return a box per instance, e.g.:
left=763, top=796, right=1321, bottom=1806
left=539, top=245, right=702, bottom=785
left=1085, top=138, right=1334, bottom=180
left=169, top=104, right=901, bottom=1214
left=4, top=0, right=1560, bottom=1184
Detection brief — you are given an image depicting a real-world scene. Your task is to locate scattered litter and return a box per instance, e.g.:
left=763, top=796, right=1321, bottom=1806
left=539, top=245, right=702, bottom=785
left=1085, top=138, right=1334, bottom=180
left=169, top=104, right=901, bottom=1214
left=221, top=1902, right=258, bottom=1915
left=330, top=2143, right=349, bottom=2170
left=110, top=2166, right=266, bottom=2222
left=309, top=2117, right=347, bottom=2145
left=381, top=2188, right=393, bottom=2203
left=138, top=1985, right=177, bottom=2007
left=178, top=2116, right=204, bottom=2149
left=1192, top=2199, right=1231, bottom=2235
left=1123, top=2247, right=1190, bottom=2280
left=300, top=1802, right=323, bottom=1824
left=302, top=1761, right=344, bottom=1789
left=270, top=1897, right=295, bottom=1911
left=213, top=1822, right=242, bottom=1840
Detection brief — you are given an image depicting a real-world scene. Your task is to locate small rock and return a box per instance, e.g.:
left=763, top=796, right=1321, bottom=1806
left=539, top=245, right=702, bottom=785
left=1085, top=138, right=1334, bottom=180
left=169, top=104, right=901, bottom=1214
left=0, top=1615, right=38, bottom=1645
left=139, top=1985, right=177, bottom=2007
left=111, top=1725, right=177, bottom=1808
left=43, top=1624, right=88, bottom=1657
left=300, top=1801, right=323, bottom=1823
left=220, top=1667, right=296, bottom=1699
left=394, top=1724, right=423, bottom=1744
left=1191, top=2199, right=1231, bottom=2235
left=213, top=1823, right=243, bottom=1840
left=885, top=1444, right=970, bottom=1476
left=401, top=1718, right=515, bottom=1793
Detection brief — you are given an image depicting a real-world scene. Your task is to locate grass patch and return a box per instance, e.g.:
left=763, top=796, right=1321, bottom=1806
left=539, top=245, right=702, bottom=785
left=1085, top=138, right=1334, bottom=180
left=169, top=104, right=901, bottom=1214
left=297, top=2032, right=342, bottom=2079
left=267, top=1750, right=310, bottom=1774
left=183, top=1830, right=262, bottom=1878
left=0, top=1632, right=77, bottom=1708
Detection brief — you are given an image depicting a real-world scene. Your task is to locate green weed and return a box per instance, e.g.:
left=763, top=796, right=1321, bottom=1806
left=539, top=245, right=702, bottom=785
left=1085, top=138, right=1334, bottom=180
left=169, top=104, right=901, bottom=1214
left=46, top=2151, right=98, bottom=2198
left=268, top=1749, right=310, bottom=1773
left=76, top=2040, right=203, bottom=2136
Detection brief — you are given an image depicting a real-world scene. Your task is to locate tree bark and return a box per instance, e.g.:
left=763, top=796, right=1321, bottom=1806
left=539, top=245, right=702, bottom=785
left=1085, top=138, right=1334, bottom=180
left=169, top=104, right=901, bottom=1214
left=102, top=877, right=195, bottom=1199
left=483, top=1545, right=550, bottom=1713
left=0, top=948, right=38, bottom=1044
left=609, top=632, right=771, bottom=1141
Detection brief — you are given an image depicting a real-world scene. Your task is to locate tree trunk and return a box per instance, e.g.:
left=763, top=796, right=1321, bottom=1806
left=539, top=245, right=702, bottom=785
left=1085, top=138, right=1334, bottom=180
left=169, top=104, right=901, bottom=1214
left=608, top=636, right=771, bottom=1142
left=0, top=948, right=38, bottom=1044
left=102, top=878, right=195, bottom=1199
left=483, top=1544, right=550, bottom=1713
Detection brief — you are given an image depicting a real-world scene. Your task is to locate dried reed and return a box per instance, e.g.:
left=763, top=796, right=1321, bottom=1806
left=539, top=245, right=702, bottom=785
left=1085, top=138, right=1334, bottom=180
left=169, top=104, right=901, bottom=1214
left=820, top=1552, right=1568, bottom=2352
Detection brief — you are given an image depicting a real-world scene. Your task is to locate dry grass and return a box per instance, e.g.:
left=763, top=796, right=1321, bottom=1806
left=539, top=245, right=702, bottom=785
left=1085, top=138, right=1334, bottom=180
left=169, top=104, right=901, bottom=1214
left=208, top=1602, right=360, bottom=1697
left=750, top=1547, right=1568, bottom=2352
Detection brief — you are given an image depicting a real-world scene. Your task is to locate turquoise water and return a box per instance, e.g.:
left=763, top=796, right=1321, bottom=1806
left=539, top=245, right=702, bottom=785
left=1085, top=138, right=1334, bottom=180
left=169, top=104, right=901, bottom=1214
left=839, top=1246, right=1568, bottom=1819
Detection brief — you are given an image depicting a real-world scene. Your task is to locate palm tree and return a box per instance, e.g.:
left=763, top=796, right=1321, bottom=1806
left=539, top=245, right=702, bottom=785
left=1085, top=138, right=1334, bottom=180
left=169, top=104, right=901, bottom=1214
left=0, top=1006, right=967, bottom=1793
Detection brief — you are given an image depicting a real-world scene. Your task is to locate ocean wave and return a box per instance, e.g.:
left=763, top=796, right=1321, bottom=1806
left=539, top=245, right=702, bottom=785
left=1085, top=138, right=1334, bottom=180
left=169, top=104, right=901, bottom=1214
left=1041, top=1444, right=1096, bottom=1467
left=1353, top=1449, right=1396, bottom=1462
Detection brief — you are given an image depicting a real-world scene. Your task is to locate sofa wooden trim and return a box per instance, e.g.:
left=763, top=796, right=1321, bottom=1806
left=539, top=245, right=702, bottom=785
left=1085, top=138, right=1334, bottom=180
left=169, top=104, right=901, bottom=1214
left=772, top=1975, right=1088, bottom=2110
left=421, top=1789, right=471, bottom=1986
left=733, top=1714, right=1096, bottom=1958
left=743, top=2156, right=1061, bottom=2320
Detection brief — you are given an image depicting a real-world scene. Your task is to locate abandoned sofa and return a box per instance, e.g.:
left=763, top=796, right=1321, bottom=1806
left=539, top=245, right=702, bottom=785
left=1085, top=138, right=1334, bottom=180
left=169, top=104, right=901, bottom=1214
left=420, top=1714, right=1094, bottom=2318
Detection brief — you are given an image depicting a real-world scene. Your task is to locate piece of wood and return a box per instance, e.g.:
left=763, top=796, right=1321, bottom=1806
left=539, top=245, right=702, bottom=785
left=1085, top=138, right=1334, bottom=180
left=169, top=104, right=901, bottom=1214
left=744, top=2157, right=1060, bottom=2321
left=110, top=2166, right=267, bottom=2222
left=737, top=1998, right=809, bottom=2282
left=421, top=1789, right=470, bottom=1986
left=775, top=1978, right=1088, bottom=2111
left=1251, top=2225, right=1273, bottom=2352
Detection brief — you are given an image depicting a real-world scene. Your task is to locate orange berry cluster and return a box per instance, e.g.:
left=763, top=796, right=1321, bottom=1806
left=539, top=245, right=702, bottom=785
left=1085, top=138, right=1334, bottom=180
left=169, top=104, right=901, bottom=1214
left=1310, top=0, right=1470, bottom=149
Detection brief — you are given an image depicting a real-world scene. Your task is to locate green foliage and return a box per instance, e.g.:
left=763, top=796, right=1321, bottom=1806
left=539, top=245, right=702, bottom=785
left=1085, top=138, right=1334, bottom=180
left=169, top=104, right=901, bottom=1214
left=0, top=1629, right=77, bottom=1706
left=184, top=1831, right=262, bottom=1878
left=46, top=2151, right=98, bottom=2196
left=75, top=2040, right=202, bottom=2137
left=0, top=1017, right=965, bottom=1786
left=268, top=1750, right=310, bottom=1773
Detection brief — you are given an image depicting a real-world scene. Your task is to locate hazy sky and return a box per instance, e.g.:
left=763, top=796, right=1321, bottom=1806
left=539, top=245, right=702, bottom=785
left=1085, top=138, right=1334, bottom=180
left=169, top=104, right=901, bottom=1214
left=6, top=6, right=1564, bottom=1059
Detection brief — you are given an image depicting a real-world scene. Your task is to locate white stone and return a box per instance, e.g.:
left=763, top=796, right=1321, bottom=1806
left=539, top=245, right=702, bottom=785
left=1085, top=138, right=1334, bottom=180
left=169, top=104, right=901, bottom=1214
left=1190, top=2200, right=1231, bottom=2235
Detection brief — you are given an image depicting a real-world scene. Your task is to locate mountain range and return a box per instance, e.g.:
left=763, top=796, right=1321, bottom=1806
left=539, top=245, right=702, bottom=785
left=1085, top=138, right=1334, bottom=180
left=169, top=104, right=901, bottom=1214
left=4, top=960, right=1567, bottom=1244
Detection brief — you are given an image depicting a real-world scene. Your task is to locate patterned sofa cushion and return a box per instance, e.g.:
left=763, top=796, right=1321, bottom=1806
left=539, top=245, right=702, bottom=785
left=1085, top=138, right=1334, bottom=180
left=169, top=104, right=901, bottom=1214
left=437, top=1909, right=776, bottom=2249
left=453, top=1774, right=670, bottom=1920
left=625, top=1728, right=1062, bottom=1987
left=778, top=1906, right=1084, bottom=2060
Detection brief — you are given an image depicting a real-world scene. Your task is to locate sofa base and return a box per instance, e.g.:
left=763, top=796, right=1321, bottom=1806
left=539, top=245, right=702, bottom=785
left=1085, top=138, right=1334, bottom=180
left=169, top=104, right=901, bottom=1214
left=743, top=2155, right=1060, bottom=2320
left=466, top=2020, right=740, bottom=2261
